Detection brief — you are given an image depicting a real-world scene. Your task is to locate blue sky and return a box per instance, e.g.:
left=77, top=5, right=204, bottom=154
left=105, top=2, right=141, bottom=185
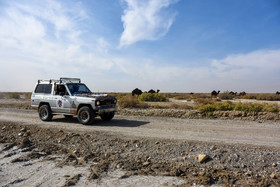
left=0, top=0, right=279, bottom=92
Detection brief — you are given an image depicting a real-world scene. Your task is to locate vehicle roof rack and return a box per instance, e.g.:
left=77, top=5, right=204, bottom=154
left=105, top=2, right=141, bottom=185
left=38, top=79, right=58, bottom=84
left=37, top=78, right=81, bottom=84
left=60, top=77, right=81, bottom=83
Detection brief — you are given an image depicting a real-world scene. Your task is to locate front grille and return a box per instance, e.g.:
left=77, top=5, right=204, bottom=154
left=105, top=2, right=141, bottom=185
left=100, top=99, right=114, bottom=105
left=97, top=104, right=115, bottom=109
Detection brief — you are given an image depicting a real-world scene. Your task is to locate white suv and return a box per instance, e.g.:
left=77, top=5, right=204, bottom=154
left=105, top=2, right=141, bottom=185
left=31, top=78, right=117, bottom=125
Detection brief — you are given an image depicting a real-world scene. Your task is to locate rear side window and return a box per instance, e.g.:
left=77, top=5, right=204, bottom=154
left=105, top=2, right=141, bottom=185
left=35, top=84, right=52, bottom=94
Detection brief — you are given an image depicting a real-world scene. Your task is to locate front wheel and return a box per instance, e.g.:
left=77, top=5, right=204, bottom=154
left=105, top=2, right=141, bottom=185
left=38, top=104, right=53, bottom=121
left=77, top=106, right=95, bottom=125
left=100, top=112, right=115, bottom=121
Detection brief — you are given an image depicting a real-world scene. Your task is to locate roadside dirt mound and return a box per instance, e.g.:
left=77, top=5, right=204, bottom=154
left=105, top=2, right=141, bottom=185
left=0, top=99, right=31, bottom=110
left=1, top=122, right=279, bottom=186
left=1, top=99, right=280, bottom=121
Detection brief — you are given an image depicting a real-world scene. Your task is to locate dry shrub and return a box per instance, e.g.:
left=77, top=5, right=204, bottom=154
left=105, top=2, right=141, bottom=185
left=5, top=93, right=20, bottom=99
left=118, top=95, right=139, bottom=108
left=117, top=95, right=148, bottom=108
left=195, top=100, right=279, bottom=113
left=24, top=92, right=32, bottom=99
left=256, top=94, right=280, bottom=101
left=170, top=103, right=180, bottom=109
left=241, top=94, right=257, bottom=99
left=195, top=98, right=215, bottom=105
left=138, top=93, right=167, bottom=102
left=262, top=104, right=279, bottom=112
left=219, top=92, right=235, bottom=100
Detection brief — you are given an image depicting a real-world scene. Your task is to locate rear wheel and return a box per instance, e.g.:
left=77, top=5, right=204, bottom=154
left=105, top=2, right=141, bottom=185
left=100, top=112, right=115, bottom=121
left=38, top=104, right=53, bottom=121
left=77, top=106, right=94, bottom=125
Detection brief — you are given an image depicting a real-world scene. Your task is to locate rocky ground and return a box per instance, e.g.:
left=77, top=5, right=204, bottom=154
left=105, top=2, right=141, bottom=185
left=0, top=99, right=280, bottom=186
left=0, top=121, right=279, bottom=186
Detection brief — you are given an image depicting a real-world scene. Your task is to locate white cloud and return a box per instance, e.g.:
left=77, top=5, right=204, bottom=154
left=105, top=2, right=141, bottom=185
left=110, top=49, right=280, bottom=92
left=119, top=0, right=177, bottom=47
left=0, top=0, right=113, bottom=91
left=115, top=58, right=185, bottom=82
left=0, top=1, right=279, bottom=93
left=211, top=49, right=280, bottom=77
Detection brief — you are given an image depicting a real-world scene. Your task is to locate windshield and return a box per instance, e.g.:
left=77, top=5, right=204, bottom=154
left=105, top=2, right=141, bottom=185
left=66, top=83, right=92, bottom=96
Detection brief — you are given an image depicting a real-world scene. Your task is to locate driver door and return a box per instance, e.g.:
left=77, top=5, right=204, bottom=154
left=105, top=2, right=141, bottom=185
left=52, top=85, right=71, bottom=113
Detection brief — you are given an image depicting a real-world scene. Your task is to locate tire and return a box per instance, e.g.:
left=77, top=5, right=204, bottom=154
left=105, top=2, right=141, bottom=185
left=38, top=104, right=53, bottom=121
left=100, top=112, right=115, bottom=121
left=77, top=106, right=94, bottom=125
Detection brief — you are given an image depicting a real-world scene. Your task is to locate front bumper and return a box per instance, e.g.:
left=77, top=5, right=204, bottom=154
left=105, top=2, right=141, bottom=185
left=96, top=106, right=117, bottom=114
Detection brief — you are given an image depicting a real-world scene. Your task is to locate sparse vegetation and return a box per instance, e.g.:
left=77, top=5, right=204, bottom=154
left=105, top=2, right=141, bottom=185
left=5, top=92, right=20, bottom=99
left=239, top=93, right=280, bottom=101
left=138, top=93, right=167, bottom=102
left=165, top=93, right=210, bottom=100
left=219, top=91, right=235, bottom=100
left=195, top=100, right=279, bottom=113
left=117, top=95, right=140, bottom=108
left=0, top=92, right=32, bottom=99
left=24, top=92, right=32, bottom=99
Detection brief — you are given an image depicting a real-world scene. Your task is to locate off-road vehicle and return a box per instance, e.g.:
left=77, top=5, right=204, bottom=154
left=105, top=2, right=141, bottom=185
left=31, top=78, right=117, bottom=125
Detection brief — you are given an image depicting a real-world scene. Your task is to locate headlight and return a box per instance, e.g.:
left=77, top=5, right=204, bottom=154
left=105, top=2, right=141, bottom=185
left=96, top=101, right=100, bottom=106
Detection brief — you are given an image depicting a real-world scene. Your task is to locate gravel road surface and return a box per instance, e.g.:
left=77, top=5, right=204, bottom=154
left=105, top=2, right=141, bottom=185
left=1, top=108, right=280, bottom=186
left=0, top=108, right=280, bottom=147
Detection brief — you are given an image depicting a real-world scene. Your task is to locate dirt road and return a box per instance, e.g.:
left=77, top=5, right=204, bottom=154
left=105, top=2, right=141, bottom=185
left=1, top=108, right=280, bottom=186
left=0, top=108, right=280, bottom=147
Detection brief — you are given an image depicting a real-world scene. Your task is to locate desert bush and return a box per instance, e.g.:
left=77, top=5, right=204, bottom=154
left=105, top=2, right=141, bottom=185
left=165, top=93, right=210, bottom=100
left=219, top=92, right=235, bottom=100
left=138, top=93, right=167, bottom=102
left=169, top=103, right=193, bottom=110
left=24, top=92, right=32, bottom=99
left=240, top=94, right=280, bottom=101
left=256, top=94, right=280, bottom=101
left=0, top=93, right=5, bottom=99
left=117, top=95, right=149, bottom=108
left=195, top=100, right=279, bottom=113
left=118, top=95, right=139, bottom=108
left=241, top=94, right=257, bottom=99
left=138, top=102, right=149, bottom=109
left=174, top=95, right=192, bottom=100
left=262, top=104, right=279, bottom=112
left=115, top=93, right=131, bottom=100
left=5, top=92, right=20, bottom=99
left=234, top=102, right=263, bottom=112
left=195, top=98, right=215, bottom=105
left=215, top=101, right=235, bottom=111
left=197, top=104, right=216, bottom=113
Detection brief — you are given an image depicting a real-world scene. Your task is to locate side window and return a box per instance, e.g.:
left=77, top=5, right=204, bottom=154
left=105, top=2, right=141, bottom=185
left=35, top=84, right=52, bottom=94
left=55, top=85, right=69, bottom=96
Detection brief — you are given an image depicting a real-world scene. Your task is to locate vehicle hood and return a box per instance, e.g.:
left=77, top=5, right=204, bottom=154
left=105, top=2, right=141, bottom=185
left=74, top=93, right=116, bottom=100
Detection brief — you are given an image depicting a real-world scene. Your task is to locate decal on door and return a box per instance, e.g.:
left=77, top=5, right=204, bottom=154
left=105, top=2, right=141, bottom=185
left=57, top=100, right=63, bottom=108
